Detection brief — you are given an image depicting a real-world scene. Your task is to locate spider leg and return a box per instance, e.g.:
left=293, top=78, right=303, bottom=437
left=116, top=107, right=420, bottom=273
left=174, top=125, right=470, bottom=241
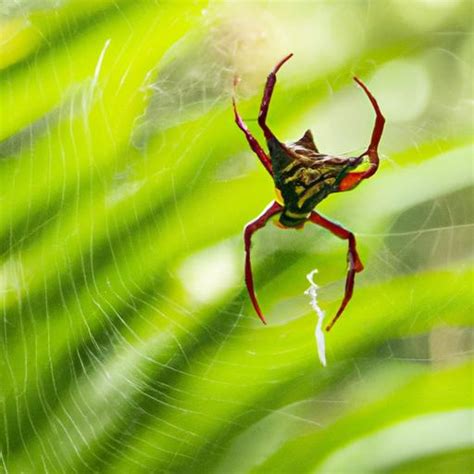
left=258, top=53, right=293, bottom=140
left=339, top=77, right=385, bottom=191
left=232, top=81, right=273, bottom=176
left=244, top=201, right=283, bottom=323
left=309, top=211, right=363, bottom=332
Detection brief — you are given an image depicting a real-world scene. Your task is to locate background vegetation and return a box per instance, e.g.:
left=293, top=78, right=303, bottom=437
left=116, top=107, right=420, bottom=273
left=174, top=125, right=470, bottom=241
left=0, top=0, right=472, bottom=472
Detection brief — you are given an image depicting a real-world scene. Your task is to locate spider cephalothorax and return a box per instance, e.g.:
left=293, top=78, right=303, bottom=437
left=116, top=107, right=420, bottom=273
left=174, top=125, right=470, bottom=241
left=232, top=53, right=385, bottom=331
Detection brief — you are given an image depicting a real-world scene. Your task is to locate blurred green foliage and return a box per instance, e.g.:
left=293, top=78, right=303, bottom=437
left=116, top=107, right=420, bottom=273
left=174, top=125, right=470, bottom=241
left=0, top=0, right=472, bottom=472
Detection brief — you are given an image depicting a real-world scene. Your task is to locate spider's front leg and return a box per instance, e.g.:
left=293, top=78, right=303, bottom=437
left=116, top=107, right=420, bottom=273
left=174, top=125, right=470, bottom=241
left=232, top=79, right=273, bottom=176
left=339, top=77, right=385, bottom=191
left=309, top=211, right=363, bottom=331
left=244, top=201, right=283, bottom=323
left=258, top=53, right=293, bottom=140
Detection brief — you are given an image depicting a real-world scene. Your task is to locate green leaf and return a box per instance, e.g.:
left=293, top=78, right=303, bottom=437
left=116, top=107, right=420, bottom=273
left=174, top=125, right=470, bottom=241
left=1, top=1, right=472, bottom=472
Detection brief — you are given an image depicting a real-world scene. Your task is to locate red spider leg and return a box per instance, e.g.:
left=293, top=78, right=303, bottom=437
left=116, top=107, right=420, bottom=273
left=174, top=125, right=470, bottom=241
left=339, top=77, right=385, bottom=191
left=258, top=53, right=294, bottom=140
left=232, top=78, right=273, bottom=176
left=309, top=211, right=363, bottom=332
left=244, top=201, right=283, bottom=324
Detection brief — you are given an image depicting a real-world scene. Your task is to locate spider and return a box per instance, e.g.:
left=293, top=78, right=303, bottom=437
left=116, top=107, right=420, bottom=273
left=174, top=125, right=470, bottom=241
left=232, top=53, right=385, bottom=331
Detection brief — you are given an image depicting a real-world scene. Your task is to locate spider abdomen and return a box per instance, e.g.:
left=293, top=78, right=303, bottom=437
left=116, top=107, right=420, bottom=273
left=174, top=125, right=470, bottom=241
left=277, top=174, right=337, bottom=227
left=268, top=137, right=361, bottom=227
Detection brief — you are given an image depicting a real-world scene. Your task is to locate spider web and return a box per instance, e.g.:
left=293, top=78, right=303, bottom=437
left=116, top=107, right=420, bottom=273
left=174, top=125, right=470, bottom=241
left=1, top=1, right=473, bottom=473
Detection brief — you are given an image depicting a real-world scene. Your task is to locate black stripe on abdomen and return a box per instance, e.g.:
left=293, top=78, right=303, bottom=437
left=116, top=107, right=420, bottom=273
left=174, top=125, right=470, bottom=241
left=279, top=210, right=310, bottom=228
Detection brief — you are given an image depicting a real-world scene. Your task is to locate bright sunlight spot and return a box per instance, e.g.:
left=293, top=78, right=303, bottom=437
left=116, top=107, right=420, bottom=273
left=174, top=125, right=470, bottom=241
left=178, top=241, right=238, bottom=304
left=372, top=59, right=432, bottom=122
